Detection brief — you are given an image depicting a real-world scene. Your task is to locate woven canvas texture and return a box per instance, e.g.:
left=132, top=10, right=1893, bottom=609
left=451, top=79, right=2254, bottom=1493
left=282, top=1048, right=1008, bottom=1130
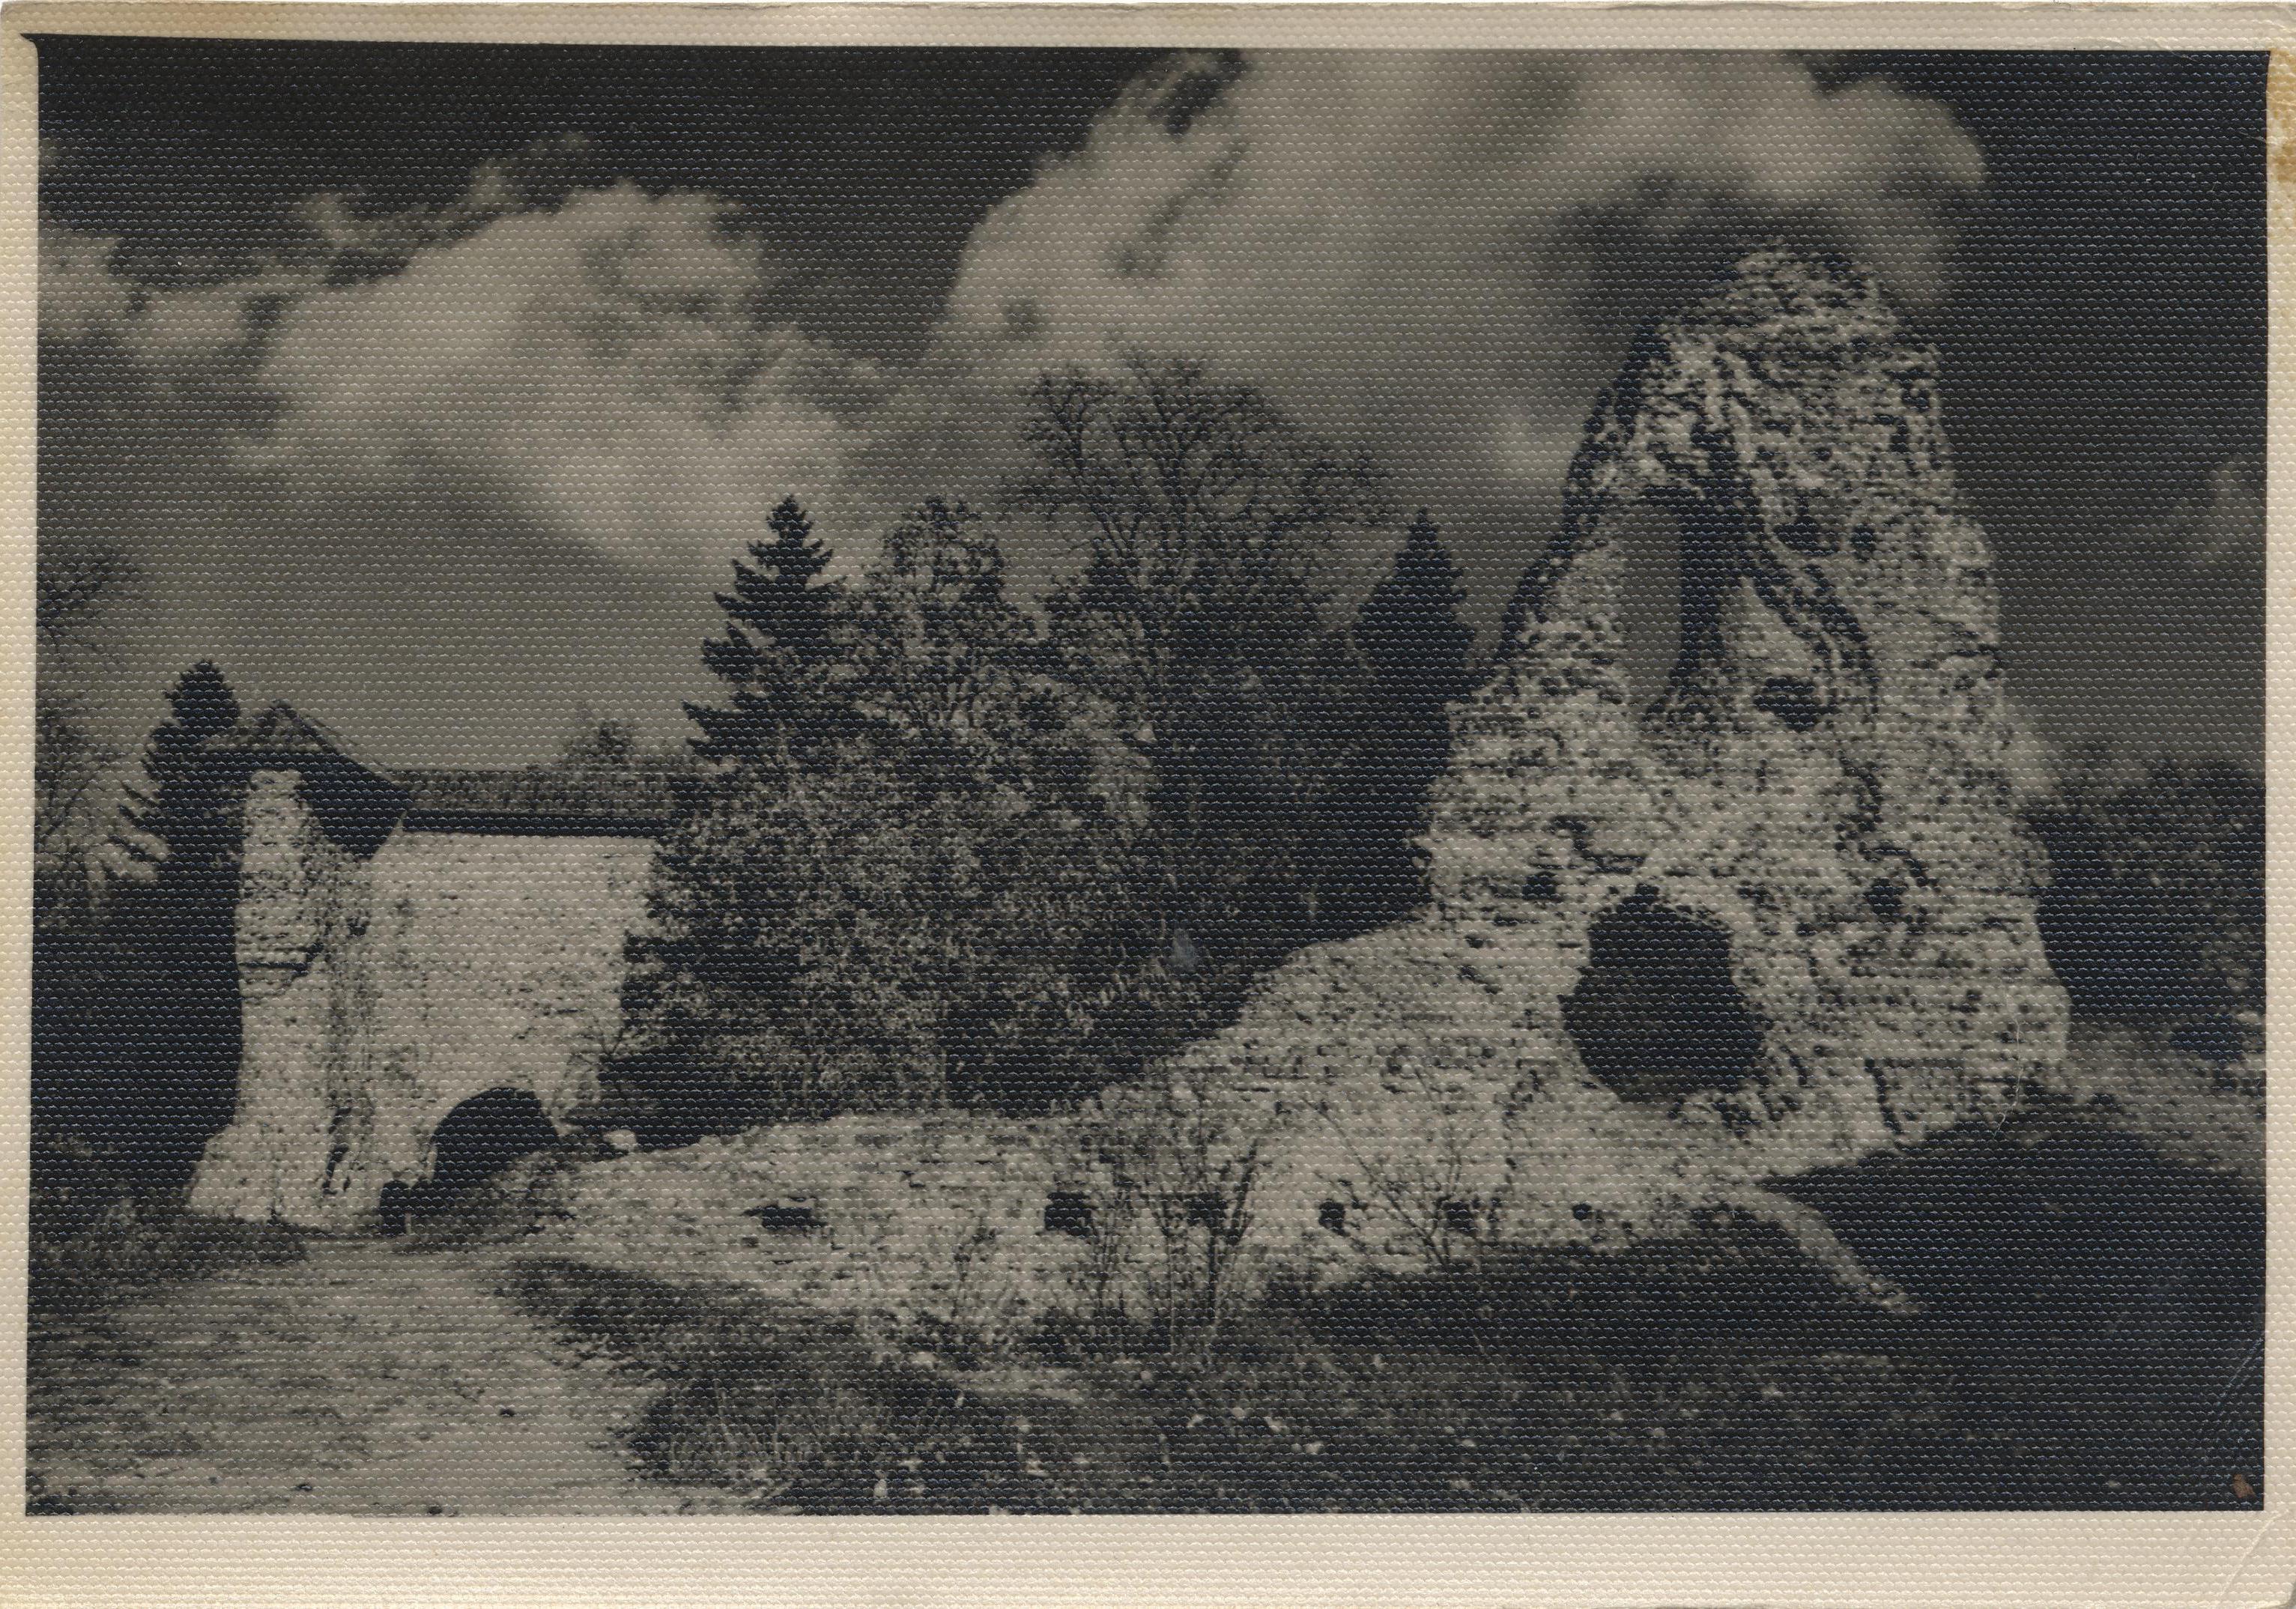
left=29, top=40, right=2265, bottom=1517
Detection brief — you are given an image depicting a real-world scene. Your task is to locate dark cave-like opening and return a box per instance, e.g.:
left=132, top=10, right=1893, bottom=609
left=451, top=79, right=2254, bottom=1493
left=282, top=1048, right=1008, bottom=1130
left=1562, top=893, right=1766, bottom=1102
left=427, top=1087, right=559, bottom=1198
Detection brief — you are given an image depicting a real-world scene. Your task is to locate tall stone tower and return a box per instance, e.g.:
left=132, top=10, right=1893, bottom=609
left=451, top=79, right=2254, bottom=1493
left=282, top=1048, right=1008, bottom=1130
left=1140, top=249, right=2071, bottom=1292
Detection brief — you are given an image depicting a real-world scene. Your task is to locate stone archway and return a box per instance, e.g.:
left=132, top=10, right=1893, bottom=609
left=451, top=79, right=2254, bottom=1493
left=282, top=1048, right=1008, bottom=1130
left=427, top=1087, right=560, bottom=1198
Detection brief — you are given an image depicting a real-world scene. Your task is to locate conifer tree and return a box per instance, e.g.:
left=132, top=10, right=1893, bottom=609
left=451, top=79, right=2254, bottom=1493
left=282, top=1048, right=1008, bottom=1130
left=685, top=496, right=845, bottom=765
left=1336, top=511, right=1476, bottom=927
left=109, top=660, right=246, bottom=1172
left=626, top=499, right=851, bottom=1129
left=115, top=659, right=243, bottom=882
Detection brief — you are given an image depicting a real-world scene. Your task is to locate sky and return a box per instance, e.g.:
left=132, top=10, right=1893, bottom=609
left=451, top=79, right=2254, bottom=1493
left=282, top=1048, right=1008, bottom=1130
left=35, top=41, right=2265, bottom=775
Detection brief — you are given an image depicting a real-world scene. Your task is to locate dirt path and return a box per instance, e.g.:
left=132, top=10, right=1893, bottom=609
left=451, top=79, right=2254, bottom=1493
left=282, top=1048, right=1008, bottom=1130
left=28, top=1237, right=741, bottom=1514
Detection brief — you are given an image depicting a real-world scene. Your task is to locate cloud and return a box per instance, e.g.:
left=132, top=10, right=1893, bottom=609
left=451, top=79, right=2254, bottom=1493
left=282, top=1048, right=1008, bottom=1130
left=42, top=161, right=890, bottom=575
left=37, top=223, right=136, bottom=346
left=39, top=52, right=1994, bottom=763
left=248, top=184, right=886, bottom=569
left=43, top=53, right=1982, bottom=599
left=2169, top=452, right=2265, bottom=570
left=902, top=52, right=1987, bottom=604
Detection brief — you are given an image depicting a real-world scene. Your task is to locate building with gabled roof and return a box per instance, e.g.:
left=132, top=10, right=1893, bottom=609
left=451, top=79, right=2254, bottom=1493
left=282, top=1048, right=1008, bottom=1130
left=189, top=703, right=664, bottom=1228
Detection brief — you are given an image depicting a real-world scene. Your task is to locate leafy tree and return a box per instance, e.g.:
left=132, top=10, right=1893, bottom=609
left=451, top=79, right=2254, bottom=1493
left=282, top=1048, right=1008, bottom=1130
left=623, top=500, right=858, bottom=1128
left=685, top=495, right=847, bottom=766
left=621, top=503, right=1145, bottom=1124
left=796, top=502, right=1148, bottom=1108
left=2029, top=759, right=2263, bottom=1025
left=34, top=699, right=115, bottom=934
left=1331, top=511, right=1476, bottom=927
left=49, top=660, right=249, bottom=1179
left=1020, top=357, right=1387, bottom=979
left=34, top=539, right=133, bottom=930
left=617, top=760, right=821, bottom=1129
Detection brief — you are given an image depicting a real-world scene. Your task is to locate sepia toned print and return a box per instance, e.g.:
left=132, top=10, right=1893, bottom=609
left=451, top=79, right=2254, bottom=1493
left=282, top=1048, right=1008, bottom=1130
left=21, top=24, right=2267, bottom=1532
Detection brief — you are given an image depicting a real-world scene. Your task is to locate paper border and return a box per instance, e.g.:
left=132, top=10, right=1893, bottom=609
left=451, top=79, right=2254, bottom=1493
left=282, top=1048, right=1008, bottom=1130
left=1, top=7, right=2289, bottom=1605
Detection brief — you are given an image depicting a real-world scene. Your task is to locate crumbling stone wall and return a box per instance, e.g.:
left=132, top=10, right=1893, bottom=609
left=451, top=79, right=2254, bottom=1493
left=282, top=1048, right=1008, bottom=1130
left=527, top=249, right=2071, bottom=1333
left=1135, top=247, right=2070, bottom=1292
left=190, top=767, right=652, bottom=1229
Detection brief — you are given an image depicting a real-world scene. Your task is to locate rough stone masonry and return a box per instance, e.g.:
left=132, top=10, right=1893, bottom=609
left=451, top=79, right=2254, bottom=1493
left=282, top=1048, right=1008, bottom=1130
left=537, top=248, right=2071, bottom=1327
left=1124, top=246, right=2073, bottom=1299
left=199, top=249, right=2071, bottom=1321
left=188, top=706, right=659, bottom=1230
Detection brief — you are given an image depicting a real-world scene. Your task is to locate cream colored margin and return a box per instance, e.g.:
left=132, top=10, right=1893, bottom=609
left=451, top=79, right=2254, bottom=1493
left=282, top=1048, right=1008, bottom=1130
left=1, top=5, right=2292, bottom=1606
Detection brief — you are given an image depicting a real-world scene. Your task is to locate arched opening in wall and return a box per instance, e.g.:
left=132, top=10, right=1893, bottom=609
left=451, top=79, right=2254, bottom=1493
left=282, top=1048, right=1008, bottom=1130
left=426, top=1088, right=559, bottom=1199
left=1562, top=893, right=1766, bottom=1103
left=1611, top=500, right=1682, bottom=715
left=1611, top=496, right=1738, bottom=718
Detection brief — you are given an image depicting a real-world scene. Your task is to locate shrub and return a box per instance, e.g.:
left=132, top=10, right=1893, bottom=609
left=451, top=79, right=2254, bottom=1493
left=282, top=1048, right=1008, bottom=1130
left=2028, top=760, right=2262, bottom=1022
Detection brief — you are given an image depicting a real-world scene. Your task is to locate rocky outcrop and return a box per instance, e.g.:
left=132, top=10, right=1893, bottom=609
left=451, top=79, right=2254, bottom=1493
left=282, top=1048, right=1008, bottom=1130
left=189, top=710, right=656, bottom=1229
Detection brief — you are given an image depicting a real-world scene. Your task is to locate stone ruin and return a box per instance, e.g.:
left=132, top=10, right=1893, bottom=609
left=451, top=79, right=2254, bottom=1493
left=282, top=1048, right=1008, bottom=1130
left=1125, top=246, right=2073, bottom=1301
left=194, top=248, right=2071, bottom=1321
left=533, top=248, right=2070, bottom=1325
left=187, top=705, right=664, bottom=1230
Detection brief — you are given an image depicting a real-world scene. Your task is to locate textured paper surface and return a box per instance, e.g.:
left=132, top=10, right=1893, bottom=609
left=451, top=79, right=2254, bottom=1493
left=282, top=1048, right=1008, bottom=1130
left=3, top=4, right=2292, bottom=1604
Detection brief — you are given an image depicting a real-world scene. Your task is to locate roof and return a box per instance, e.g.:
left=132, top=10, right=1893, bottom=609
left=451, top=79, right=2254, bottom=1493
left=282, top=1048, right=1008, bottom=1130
left=205, top=701, right=671, bottom=841
left=394, top=767, right=674, bottom=836
left=207, top=700, right=394, bottom=777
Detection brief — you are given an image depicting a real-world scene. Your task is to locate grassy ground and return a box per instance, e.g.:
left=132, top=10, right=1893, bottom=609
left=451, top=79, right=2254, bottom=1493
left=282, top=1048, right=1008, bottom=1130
left=505, top=1110, right=2263, bottom=1513
left=28, top=1136, right=306, bottom=1318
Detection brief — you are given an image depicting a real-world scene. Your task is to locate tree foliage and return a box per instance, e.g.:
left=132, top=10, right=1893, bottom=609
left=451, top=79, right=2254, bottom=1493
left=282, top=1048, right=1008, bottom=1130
left=624, top=502, right=1151, bottom=1126
left=686, top=495, right=848, bottom=766
left=34, top=539, right=133, bottom=930
left=1333, top=510, right=1476, bottom=927
left=114, top=660, right=243, bottom=882
left=40, top=657, right=246, bottom=1183
left=628, top=366, right=1501, bottom=1130
left=1024, top=357, right=1389, bottom=974
left=774, top=502, right=1146, bottom=1109
left=2028, top=759, right=2264, bottom=1024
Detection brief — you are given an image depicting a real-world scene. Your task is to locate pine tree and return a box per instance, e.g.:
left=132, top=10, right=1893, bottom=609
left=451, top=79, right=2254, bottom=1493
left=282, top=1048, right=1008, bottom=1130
left=109, top=660, right=246, bottom=1175
left=1336, top=512, right=1476, bottom=927
left=625, top=499, right=849, bottom=1130
left=1358, top=510, right=1473, bottom=692
left=685, top=496, right=845, bottom=765
left=115, top=660, right=243, bottom=881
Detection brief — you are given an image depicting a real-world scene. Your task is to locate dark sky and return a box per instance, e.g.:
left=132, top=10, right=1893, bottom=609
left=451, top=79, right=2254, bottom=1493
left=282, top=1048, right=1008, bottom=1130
left=36, top=40, right=2265, bottom=775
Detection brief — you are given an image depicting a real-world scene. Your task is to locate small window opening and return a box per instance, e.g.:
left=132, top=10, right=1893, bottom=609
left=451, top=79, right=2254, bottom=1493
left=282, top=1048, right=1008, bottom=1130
left=1614, top=502, right=1685, bottom=714
left=1439, top=1199, right=1479, bottom=1239
left=1044, top=1191, right=1095, bottom=1238
left=747, top=1202, right=823, bottom=1234
left=1521, top=870, right=1560, bottom=903
left=1318, top=1200, right=1350, bottom=1235
left=1562, top=893, right=1766, bottom=1102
